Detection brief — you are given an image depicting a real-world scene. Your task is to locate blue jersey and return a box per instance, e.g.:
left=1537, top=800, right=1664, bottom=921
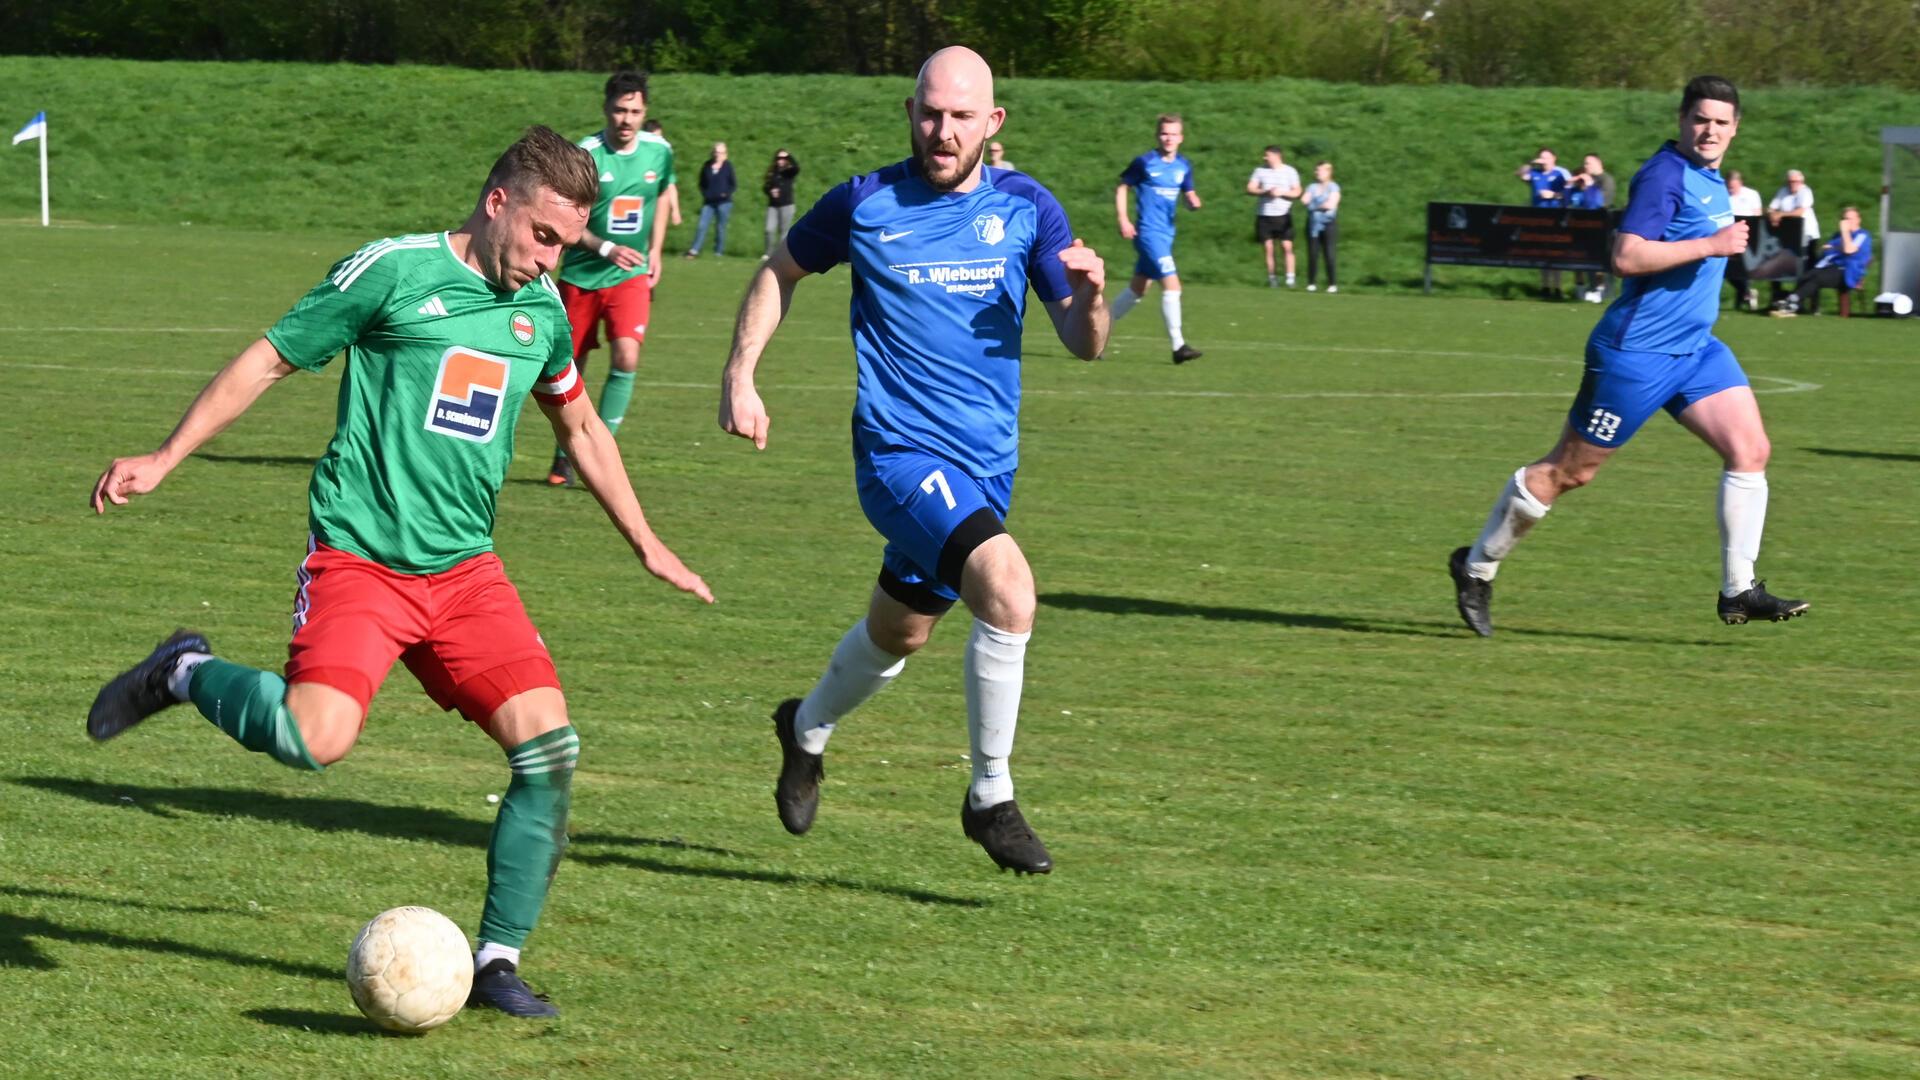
left=1121, top=152, right=1193, bottom=238
left=785, top=161, right=1075, bottom=476
left=1522, top=165, right=1571, bottom=208
left=1591, top=142, right=1732, bottom=355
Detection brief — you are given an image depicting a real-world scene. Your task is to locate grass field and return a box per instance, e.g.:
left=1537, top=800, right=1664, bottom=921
left=3, top=56, right=1917, bottom=295
left=2, top=217, right=1918, bottom=1079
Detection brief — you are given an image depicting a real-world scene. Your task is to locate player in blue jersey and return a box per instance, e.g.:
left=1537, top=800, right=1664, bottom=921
left=1112, top=114, right=1204, bottom=364
left=1449, top=76, right=1809, bottom=634
left=716, top=46, right=1109, bottom=874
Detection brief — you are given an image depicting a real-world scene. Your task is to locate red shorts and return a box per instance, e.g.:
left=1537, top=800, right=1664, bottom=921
left=560, top=276, right=651, bottom=360
left=285, top=539, right=561, bottom=729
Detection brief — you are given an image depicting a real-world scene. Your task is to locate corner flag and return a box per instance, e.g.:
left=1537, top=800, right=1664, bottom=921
left=12, top=111, right=48, bottom=226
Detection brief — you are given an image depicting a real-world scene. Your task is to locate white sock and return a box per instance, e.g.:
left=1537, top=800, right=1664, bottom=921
left=965, top=619, right=1029, bottom=809
left=166, top=652, right=213, bottom=702
left=1111, top=287, right=1142, bottom=322
left=1466, top=467, right=1551, bottom=580
left=795, top=619, right=906, bottom=754
left=474, top=942, right=521, bottom=971
left=1159, top=289, right=1185, bottom=350
left=1719, top=470, right=1769, bottom=597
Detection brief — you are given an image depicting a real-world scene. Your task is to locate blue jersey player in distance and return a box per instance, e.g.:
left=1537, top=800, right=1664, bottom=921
left=1450, top=76, right=1809, bottom=635
left=717, top=47, right=1109, bottom=874
left=1112, top=113, right=1204, bottom=364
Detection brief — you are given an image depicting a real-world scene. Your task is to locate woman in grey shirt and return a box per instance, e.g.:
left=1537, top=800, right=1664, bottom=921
left=1303, top=161, right=1341, bottom=293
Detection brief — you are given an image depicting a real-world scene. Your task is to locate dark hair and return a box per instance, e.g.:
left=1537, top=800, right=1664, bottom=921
left=604, top=70, right=649, bottom=105
left=481, top=125, right=598, bottom=209
left=1264, top=145, right=1283, bottom=156
left=641, top=118, right=662, bottom=134
left=1157, top=113, right=1183, bottom=130
left=1680, top=75, right=1740, bottom=118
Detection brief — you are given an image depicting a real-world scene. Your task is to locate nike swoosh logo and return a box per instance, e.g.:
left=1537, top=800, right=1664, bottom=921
left=878, top=230, right=913, bottom=242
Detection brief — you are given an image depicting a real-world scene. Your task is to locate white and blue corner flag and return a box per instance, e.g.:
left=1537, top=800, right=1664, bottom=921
left=13, top=111, right=49, bottom=225
left=11, top=111, right=45, bottom=145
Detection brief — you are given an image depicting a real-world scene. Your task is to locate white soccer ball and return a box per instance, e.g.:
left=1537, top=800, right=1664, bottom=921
left=345, top=906, right=474, bottom=1033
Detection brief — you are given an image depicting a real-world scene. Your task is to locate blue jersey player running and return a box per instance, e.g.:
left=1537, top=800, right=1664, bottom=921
left=1111, top=114, right=1204, bottom=364
left=717, top=47, right=1109, bottom=874
left=1449, top=76, right=1809, bottom=635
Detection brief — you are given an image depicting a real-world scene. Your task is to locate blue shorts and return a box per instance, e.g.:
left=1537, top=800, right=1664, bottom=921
left=855, top=444, right=1013, bottom=612
left=1132, top=234, right=1177, bottom=280
left=1570, top=335, right=1748, bottom=447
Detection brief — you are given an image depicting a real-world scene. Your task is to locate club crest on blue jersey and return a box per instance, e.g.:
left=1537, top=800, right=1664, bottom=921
left=972, top=213, right=1006, bottom=245
left=607, top=195, right=645, bottom=234
left=886, top=257, right=1008, bottom=296
left=425, top=346, right=511, bottom=443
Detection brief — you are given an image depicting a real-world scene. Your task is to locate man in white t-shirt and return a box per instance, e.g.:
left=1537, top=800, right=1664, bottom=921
left=1767, top=169, right=1818, bottom=256
left=1247, top=146, right=1302, bottom=287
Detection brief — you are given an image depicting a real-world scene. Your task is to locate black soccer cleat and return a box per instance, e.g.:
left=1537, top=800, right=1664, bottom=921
left=1448, top=546, right=1494, bottom=637
left=87, top=628, right=210, bottom=742
left=545, top=453, right=575, bottom=487
left=961, top=795, right=1052, bottom=875
left=1171, top=344, right=1203, bottom=365
left=468, top=959, right=558, bottom=1019
left=1718, top=580, right=1810, bottom=625
left=772, top=698, right=823, bottom=836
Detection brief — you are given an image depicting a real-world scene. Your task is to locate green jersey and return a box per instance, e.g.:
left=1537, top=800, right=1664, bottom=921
left=265, top=232, right=583, bottom=574
left=560, top=130, right=676, bottom=289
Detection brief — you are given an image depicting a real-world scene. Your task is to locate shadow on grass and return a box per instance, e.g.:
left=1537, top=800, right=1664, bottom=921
left=1803, top=447, right=1920, bottom=463
left=244, top=1008, right=395, bottom=1037
left=570, top=851, right=986, bottom=909
left=1039, top=592, right=1726, bottom=647
left=0, top=910, right=336, bottom=980
left=0, top=883, right=234, bottom=916
left=191, top=452, right=318, bottom=467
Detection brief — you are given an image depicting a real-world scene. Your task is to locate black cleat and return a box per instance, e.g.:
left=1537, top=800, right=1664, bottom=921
left=468, top=959, right=558, bottom=1018
left=961, top=795, right=1052, bottom=875
left=772, top=698, right=822, bottom=836
left=1718, top=580, right=1810, bottom=625
left=88, top=629, right=210, bottom=742
left=1448, top=546, right=1494, bottom=637
left=545, top=454, right=574, bottom=487
left=1171, top=344, right=1203, bottom=365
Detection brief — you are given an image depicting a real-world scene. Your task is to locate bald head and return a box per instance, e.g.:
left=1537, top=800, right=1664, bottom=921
left=906, top=47, right=1005, bottom=192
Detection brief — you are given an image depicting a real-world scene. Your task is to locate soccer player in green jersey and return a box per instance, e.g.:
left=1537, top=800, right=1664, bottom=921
left=546, top=70, right=677, bottom=486
left=86, top=126, right=714, bottom=1019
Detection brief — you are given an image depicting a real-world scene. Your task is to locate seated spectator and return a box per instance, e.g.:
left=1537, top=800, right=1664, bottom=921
left=1771, top=205, right=1871, bottom=317
left=1724, top=170, right=1762, bottom=310
left=1517, top=148, right=1572, bottom=297
left=1767, top=169, right=1818, bottom=257
left=988, top=141, right=1016, bottom=172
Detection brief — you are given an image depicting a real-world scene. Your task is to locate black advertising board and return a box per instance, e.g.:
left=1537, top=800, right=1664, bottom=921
left=1426, top=202, right=1613, bottom=275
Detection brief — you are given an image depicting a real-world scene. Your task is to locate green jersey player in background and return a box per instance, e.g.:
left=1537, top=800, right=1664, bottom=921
left=86, top=126, right=713, bottom=1018
left=547, top=71, right=677, bottom=486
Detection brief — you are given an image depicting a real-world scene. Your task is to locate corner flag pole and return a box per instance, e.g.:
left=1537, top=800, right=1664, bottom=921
left=12, top=111, right=48, bottom=226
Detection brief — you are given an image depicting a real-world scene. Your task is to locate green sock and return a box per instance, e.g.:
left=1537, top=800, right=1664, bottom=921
left=187, top=659, right=322, bottom=771
left=478, top=726, right=579, bottom=949
left=597, top=369, right=636, bottom=437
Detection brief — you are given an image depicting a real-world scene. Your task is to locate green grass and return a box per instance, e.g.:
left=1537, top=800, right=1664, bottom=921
left=2, top=217, right=1918, bottom=1079
left=1, top=56, right=1915, bottom=294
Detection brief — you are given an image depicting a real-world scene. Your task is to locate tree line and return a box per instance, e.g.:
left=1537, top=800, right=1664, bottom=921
left=6, top=0, right=1918, bottom=89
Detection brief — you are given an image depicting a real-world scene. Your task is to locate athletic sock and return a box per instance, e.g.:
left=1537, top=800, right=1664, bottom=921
left=478, top=726, right=579, bottom=951
left=1111, top=287, right=1142, bottom=322
left=1159, top=290, right=1185, bottom=350
left=965, top=619, right=1029, bottom=810
left=1719, top=470, right=1769, bottom=597
left=1466, top=466, right=1552, bottom=580
left=167, top=652, right=213, bottom=701
left=598, top=369, right=636, bottom=437
left=795, top=619, right=906, bottom=755
left=186, top=659, right=322, bottom=771
left=473, top=942, right=520, bottom=971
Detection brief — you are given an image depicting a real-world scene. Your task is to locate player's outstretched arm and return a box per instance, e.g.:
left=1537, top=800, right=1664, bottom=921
left=718, top=243, right=811, bottom=450
left=1046, top=239, right=1109, bottom=362
left=91, top=337, right=296, bottom=513
left=541, top=396, right=714, bottom=604
left=1114, top=184, right=1136, bottom=240
left=1612, top=224, right=1747, bottom=278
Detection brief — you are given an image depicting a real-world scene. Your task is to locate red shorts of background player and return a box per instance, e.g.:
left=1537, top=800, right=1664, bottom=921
left=284, top=539, right=561, bottom=733
left=559, top=276, right=651, bottom=361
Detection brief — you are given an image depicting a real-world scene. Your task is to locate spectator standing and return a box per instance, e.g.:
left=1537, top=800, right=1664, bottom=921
left=1724, top=169, right=1762, bottom=309
left=1246, top=146, right=1302, bottom=287
left=988, top=141, right=1015, bottom=172
left=1772, top=205, right=1871, bottom=316
left=1570, top=154, right=1616, bottom=302
left=686, top=142, right=736, bottom=258
left=1302, top=160, right=1340, bottom=293
left=1767, top=169, right=1818, bottom=257
left=1518, top=148, right=1573, bottom=297
left=763, top=149, right=801, bottom=259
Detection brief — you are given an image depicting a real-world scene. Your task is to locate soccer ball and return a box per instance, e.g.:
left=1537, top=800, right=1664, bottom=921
left=345, top=906, right=474, bottom=1033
